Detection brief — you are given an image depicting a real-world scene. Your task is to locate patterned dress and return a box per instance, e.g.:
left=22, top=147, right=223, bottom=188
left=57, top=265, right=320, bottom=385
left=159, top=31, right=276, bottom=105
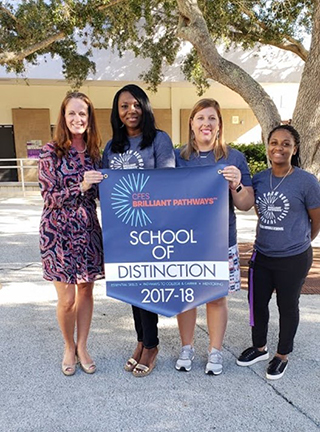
left=38, top=142, right=104, bottom=284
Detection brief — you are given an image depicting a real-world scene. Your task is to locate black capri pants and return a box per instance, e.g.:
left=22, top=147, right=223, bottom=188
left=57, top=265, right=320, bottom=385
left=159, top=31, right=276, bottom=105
left=250, top=246, right=312, bottom=355
left=132, top=306, right=159, bottom=349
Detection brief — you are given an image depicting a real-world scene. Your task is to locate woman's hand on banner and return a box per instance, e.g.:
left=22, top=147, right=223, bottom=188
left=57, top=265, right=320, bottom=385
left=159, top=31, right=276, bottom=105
left=81, top=170, right=104, bottom=192
left=221, top=165, right=241, bottom=190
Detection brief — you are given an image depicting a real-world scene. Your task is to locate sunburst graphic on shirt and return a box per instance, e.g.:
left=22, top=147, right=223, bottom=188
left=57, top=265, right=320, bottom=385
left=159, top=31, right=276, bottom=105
left=110, top=150, right=144, bottom=170
left=111, top=172, right=152, bottom=227
left=256, top=191, right=290, bottom=225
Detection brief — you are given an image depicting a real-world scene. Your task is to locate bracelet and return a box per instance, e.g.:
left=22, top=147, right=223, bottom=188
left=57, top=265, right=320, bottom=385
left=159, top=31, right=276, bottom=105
left=80, top=182, right=85, bottom=195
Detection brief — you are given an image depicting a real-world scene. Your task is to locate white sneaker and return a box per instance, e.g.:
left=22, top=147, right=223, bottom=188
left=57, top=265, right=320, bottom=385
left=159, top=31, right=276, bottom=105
left=205, top=348, right=223, bottom=375
left=175, top=345, right=195, bottom=372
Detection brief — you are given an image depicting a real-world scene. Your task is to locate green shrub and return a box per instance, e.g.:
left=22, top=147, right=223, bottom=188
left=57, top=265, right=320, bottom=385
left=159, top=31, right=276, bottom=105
left=230, top=143, right=268, bottom=175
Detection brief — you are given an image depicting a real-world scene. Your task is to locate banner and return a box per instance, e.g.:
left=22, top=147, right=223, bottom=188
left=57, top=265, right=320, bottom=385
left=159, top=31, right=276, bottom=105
left=99, top=165, right=229, bottom=317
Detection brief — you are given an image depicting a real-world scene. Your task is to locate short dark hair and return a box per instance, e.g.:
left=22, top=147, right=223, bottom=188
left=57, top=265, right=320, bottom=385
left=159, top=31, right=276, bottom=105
left=110, top=84, right=157, bottom=153
left=268, top=124, right=301, bottom=167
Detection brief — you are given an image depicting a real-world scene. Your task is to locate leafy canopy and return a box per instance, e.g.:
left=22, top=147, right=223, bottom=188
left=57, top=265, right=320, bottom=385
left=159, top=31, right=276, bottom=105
left=0, top=0, right=313, bottom=91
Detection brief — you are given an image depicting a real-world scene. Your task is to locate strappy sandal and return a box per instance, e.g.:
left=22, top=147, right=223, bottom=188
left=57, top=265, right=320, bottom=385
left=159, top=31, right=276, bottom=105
left=132, top=360, right=156, bottom=377
left=124, top=357, right=138, bottom=372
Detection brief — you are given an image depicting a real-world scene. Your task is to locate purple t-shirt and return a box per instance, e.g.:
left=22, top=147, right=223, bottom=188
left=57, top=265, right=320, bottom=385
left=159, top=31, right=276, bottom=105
left=175, top=146, right=252, bottom=247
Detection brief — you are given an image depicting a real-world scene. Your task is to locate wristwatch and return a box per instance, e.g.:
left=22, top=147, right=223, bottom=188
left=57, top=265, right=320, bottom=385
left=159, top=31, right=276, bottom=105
left=235, top=183, right=243, bottom=193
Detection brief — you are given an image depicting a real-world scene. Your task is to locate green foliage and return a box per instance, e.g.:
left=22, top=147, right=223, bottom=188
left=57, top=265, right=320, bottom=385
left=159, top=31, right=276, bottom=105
left=0, top=0, right=314, bottom=89
left=181, top=49, right=210, bottom=96
left=229, top=143, right=268, bottom=175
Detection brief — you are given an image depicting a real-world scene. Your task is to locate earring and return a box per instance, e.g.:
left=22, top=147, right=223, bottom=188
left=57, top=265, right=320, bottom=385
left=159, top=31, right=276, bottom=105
left=216, top=130, right=220, bottom=139
left=120, top=123, right=125, bottom=129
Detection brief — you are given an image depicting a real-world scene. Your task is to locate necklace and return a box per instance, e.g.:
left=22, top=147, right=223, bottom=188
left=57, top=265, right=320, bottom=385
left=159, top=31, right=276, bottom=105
left=269, top=166, right=292, bottom=191
left=76, top=144, right=87, bottom=154
left=199, top=151, right=212, bottom=159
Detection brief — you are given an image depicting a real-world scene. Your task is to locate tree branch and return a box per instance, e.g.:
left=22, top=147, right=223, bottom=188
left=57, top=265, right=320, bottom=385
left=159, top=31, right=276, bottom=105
left=267, top=38, right=308, bottom=60
left=0, top=5, right=17, bottom=22
left=232, top=0, right=308, bottom=61
left=97, top=0, right=127, bottom=10
left=176, top=0, right=281, bottom=140
left=230, top=30, right=308, bottom=61
left=0, top=31, right=65, bottom=66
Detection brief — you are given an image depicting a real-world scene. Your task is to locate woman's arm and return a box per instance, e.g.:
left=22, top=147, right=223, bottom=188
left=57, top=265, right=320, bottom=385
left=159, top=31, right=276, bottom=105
left=38, top=151, right=82, bottom=208
left=101, top=142, right=110, bottom=169
left=38, top=147, right=102, bottom=207
left=222, top=165, right=254, bottom=211
left=230, top=185, right=255, bottom=211
left=308, top=207, right=320, bottom=241
left=154, top=131, right=175, bottom=168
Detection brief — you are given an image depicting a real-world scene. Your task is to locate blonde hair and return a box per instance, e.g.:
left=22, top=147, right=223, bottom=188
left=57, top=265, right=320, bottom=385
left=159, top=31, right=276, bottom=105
left=181, top=98, right=227, bottom=161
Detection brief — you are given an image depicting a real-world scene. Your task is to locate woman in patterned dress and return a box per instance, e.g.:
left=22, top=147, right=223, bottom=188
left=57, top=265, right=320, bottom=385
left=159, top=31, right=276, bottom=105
left=38, top=92, right=104, bottom=376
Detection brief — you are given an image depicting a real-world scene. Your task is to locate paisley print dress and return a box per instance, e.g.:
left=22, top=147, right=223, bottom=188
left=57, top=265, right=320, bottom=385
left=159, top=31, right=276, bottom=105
left=38, top=142, right=104, bottom=284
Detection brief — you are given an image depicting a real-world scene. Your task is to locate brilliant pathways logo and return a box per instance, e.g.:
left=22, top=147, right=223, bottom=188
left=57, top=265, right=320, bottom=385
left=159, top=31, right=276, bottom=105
left=110, top=150, right=144, bottom=169
left=111, top=172, right=152, bottom=227
left=256, top=191, right=290, bottom=227
left=111, top=171, right=217, bottom=228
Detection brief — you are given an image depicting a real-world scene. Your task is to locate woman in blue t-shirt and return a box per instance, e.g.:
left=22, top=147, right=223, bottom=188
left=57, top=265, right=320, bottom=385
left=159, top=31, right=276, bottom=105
left=102, top=84, right=175, bottom=377
left=175, top=98, right=254, bottom=375
left=237, top=125, right=320, bottom=380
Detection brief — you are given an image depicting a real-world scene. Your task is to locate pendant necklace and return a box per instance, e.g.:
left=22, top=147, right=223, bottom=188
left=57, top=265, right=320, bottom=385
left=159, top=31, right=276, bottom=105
left=76, top=144, right=87, bottom=154
left=269, top=166, right=292, bottom=191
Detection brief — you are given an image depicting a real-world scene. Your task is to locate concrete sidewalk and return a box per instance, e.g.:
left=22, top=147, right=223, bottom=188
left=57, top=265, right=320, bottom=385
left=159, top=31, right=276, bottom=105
left=1, top=196, right=320, bottom=432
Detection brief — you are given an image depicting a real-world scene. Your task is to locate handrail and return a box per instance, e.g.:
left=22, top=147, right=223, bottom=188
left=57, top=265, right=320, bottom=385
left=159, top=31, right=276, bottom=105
left=0, top=158, right=39, bottom=196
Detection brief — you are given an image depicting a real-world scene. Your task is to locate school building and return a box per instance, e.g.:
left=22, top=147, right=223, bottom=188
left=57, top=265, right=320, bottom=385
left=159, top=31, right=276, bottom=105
left=0, top=42, right=303, bottom=182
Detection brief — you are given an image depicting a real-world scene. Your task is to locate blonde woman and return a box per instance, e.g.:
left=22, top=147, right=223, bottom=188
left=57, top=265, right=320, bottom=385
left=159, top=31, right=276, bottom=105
left=175, top=98, right=254, bottom=374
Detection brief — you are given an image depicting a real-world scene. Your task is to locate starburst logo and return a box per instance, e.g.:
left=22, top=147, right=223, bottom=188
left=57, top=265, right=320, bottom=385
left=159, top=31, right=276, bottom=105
left=111, top=173, right=152, bottom=227
left=256, top=191, right=290, bottom=225
left=110, top=150, right=144, bottom=169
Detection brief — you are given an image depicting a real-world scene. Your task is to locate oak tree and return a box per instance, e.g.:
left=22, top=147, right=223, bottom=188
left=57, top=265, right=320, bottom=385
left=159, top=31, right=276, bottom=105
left=0, top=0, right=319, bottom=174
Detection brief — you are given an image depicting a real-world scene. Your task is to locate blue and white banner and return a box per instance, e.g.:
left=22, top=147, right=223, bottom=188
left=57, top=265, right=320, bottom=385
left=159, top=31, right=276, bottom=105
left=99, top=165, right=229, bottom=317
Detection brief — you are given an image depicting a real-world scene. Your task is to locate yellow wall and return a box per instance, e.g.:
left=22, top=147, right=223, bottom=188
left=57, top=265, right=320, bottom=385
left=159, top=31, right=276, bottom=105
left=180, top=108, right=258, bottom=145
left=0, top=80, right=261, bottom=147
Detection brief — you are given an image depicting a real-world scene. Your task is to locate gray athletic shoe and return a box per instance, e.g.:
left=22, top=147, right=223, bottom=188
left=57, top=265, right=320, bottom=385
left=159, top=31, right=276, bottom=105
left=175, top=345, right=195, bottom=372
left=205, top=348, right=223, bottom=375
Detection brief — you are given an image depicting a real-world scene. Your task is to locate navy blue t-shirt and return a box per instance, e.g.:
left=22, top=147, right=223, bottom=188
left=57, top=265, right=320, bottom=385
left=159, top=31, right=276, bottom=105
left=175, top=146, right=252, bottom=247
left=102, top=130, right=175, bottom=169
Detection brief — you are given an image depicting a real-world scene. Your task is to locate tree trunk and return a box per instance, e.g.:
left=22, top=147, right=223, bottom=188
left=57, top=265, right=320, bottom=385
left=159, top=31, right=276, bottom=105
left=292, top=0, right=320, bottom=177
left=176, top=0, right=281, bottom=147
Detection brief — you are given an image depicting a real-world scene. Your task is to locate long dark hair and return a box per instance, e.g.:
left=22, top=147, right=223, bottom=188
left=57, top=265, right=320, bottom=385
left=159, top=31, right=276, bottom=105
left=110, top=84, right=157, bottom=153
left=54, top=91, right=101, bottom=162
left=268, top=124, right=301, bottom=167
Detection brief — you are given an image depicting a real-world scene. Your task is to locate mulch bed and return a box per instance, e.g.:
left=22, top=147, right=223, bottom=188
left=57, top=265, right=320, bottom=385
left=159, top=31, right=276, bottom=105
left=239, top=243, right=320, bottom=294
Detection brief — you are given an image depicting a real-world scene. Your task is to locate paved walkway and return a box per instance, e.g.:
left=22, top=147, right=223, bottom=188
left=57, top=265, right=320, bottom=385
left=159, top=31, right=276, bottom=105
left=1, top=195, right=320, bottom=432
